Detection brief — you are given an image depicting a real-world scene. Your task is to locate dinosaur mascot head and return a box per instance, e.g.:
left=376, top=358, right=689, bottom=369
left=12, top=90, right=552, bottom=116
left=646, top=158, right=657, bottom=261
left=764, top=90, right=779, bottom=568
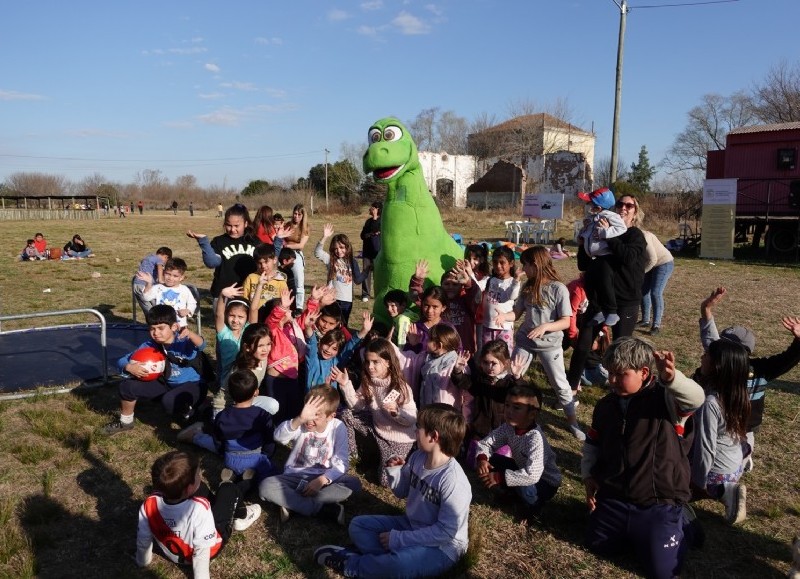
left=362, top=117, right=463, bottom=325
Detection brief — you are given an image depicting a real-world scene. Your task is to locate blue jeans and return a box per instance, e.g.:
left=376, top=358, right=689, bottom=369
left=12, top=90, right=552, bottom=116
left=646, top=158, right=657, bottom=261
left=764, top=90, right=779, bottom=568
left=641, top=260, right=674, bottom=328
left=346, top=515, right=456, bottom=579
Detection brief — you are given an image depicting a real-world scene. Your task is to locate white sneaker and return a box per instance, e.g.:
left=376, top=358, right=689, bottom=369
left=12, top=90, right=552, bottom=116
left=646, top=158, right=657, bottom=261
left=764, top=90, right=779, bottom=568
left=279, top=505, right=291, bottom=523
left=361, top=296, right=369, bottom=302
left=569, top=424, right=586, bottom=441
left=721, top=482, right=747, bottom=524
left=233, top=504, right=262, bottom=531
left=742, top=455, right=754, bottom=473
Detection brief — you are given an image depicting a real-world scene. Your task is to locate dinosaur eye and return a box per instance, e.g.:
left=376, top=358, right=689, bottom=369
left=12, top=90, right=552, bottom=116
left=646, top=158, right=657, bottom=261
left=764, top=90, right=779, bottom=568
left=383, top=126, right=403, bottom=142
left=369, top=128, right=382, bottom=144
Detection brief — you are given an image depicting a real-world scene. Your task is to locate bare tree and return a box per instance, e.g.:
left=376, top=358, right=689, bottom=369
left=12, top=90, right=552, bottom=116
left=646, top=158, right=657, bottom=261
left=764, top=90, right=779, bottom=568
left=751, top=60, right=800, bottom=123
left=408, top=107, right=439, bottom=151
left=4, top=172, right=68, bottom=196
left=663, top=92, right=755, bottom=186
left=339, top=141, right=366, bottom=179
left=595, top=156, right=628, bottom=188
left=77, top=173, right=108, bottom=196
left=436, top=111, right=469, bottom=154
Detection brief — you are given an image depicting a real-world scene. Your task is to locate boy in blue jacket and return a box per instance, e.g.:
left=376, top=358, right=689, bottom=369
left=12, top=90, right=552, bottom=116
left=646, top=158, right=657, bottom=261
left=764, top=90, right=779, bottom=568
left=104, top=304, right=205, bottom=435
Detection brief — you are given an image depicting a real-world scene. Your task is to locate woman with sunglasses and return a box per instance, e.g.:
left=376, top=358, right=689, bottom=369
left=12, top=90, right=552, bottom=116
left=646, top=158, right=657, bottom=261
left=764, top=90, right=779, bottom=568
left=566, top=194, right=647, bottom=395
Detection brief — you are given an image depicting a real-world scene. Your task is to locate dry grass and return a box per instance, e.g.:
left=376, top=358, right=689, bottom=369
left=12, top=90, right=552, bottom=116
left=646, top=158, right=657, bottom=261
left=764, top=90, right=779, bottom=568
left=0, top=207, right=799, bottom=578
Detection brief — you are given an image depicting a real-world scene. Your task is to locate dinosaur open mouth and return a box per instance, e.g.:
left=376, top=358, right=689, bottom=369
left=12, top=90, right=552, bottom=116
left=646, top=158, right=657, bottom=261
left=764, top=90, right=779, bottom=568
left=374, top=165, right=403, bottom=180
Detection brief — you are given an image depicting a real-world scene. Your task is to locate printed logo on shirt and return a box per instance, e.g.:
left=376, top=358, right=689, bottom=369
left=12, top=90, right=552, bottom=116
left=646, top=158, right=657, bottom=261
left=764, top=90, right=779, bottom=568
left=409, top=470, right=441, bottom=505
left=222, top=244, right=256, bottom=260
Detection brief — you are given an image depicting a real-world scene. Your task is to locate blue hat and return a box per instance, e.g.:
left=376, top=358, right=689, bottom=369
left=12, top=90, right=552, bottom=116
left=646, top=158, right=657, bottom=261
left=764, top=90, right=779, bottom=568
left=577, top=187, right=616, bottom=210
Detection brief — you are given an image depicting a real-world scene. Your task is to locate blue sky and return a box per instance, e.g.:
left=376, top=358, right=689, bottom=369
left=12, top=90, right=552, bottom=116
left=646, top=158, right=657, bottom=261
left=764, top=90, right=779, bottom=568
left=1, top=0, right=796, bottom=192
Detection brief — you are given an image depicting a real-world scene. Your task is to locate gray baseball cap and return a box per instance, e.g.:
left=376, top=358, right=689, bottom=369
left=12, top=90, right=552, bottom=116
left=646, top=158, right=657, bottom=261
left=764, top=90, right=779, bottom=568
left=719, top=326, right=755, bottom=354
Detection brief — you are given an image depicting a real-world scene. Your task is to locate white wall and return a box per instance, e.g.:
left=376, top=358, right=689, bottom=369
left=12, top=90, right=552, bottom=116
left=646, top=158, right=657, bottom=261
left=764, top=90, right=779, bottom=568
left=418, top=151, right=478, bottom=208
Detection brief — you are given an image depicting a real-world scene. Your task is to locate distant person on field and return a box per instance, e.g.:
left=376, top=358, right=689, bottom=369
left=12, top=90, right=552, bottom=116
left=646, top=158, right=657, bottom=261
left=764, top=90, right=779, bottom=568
left=549, top=237, right=571, bottom=260
left=33, top=232, right=47, bottom=256
left=217, top=203, right=223, bottom=218
left=63, top=234, right=93, bottom=259
left=172, top=200, right=179, bottom=215
left=189, top=201, right=194, bottom=217
left=133, top=246, right=173, bottom=315
left=136, top=450, right=261, bottom=578
left=137, top=200, right=144, bottom=214
left=20, top=238, right=45, bottom=261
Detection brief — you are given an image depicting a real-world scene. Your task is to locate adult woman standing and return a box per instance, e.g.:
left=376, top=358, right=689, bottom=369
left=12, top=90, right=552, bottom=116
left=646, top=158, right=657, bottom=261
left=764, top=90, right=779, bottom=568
left=283, top=204, right=310, bottom=311
left=359, top=201, right=382, bottom=302
left=639, top=211, right=675, bottom=336
left=566, top=194, right=647, bottom=392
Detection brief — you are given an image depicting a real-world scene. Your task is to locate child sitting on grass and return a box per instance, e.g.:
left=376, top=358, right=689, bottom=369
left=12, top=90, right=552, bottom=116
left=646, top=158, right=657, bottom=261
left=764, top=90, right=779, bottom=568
left=136, top=451, right=261, bottom=578
left=104, top=305, right=205, bottom=435
left=259, top=385, right=362, bottom=524
left=582, top=337, right=704, bottom=579
left=475, top=384, right=561, bottom=521
left=19, top=238, right=46, bottom=261
left=332, top=338, right=417, bottom=486
left=178, top=369, right=276, bottom=485
left=314, top=403, right=471, bottom=578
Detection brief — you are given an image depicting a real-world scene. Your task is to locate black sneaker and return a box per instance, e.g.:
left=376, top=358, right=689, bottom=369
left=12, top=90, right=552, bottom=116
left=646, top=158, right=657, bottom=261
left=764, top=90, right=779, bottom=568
left=319, top=502, right=345, bottom=525
left=649, top=327, right=661, bottom=336
left=314, top=545, right=351, bottom=574
left=103, top=420, right=134, bottom=436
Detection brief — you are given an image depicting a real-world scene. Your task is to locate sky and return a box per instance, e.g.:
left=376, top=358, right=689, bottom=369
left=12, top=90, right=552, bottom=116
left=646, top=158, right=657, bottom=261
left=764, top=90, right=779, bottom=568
left=1, top=0, right=797, bottom=193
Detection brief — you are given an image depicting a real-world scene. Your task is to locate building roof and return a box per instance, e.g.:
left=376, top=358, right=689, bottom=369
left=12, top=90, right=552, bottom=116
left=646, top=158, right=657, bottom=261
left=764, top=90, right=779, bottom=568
left=728, top=121, right=800, bottom=135
left=475, top=113, right=593, bottom=137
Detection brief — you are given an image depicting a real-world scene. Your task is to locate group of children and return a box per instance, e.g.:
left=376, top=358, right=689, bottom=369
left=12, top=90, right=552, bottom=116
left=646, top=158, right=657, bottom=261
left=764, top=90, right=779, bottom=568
left=105, top=203, right=799, bottom=579
left=19, top=232, right=94, bottom=261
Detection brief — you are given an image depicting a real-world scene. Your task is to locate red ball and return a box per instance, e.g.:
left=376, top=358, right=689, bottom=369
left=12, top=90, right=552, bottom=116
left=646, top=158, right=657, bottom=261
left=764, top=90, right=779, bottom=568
left=130, top=346, right=167, bottom=381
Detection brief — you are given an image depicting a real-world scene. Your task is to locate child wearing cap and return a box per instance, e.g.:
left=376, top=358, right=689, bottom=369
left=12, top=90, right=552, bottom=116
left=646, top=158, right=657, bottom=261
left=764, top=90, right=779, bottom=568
left=577, top=188, right=627, bottom=327
left=696, top=287, right=800, bottom=472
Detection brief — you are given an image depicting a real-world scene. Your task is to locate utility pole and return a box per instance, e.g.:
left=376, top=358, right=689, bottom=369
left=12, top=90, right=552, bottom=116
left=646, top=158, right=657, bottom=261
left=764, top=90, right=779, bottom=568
left=324, top=148, right=330, bottom=209
left=610, top=0, right=627, bottom=185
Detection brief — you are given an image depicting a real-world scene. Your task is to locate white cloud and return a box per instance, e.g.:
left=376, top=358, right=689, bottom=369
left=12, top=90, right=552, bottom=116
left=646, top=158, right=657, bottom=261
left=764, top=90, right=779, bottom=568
left=392, top=11, right=430, bottom=34
left=220, top=81, right=258, bottom=91
left=198, top=92, right=225, bottom=100
left=204, top=63, right=221, bottom=73
left=360, top=0, right=383, bottom=10
left=163, top=120, right=194, bottom=129
left=425, top=4, right=444, bottom=17
left=0, top=89, right=45, bottom=101
left=265, top=88, right=287, bottom=99
left=328, top=8, right=349, bottom=21
left=191, top=36, right=204, bottom=43
left=358, top=25, right=381, bottom=38
left=143, top=46, right=207, bottom=56
left=198, top=107, right=243, bottom=126
left=66, top=128, right=134, bottom=139
left=255, top=36, right=283, bottom=45
left=197, top=103, right=297, bottom=126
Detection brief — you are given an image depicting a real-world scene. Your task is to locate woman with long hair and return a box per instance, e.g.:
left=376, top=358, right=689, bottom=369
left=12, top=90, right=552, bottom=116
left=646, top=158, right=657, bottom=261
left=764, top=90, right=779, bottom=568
left=283, top=204, right=310, bottom=311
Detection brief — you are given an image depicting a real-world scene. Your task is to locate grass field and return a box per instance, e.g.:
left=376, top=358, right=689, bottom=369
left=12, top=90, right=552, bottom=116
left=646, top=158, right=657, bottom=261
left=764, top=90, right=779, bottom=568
left=0, top=206, right=799, bottom=578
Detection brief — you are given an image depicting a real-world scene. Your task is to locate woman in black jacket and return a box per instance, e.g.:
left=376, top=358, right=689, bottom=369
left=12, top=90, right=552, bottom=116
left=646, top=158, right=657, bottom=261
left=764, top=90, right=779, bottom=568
left=567, top=194, right=646, bottom=391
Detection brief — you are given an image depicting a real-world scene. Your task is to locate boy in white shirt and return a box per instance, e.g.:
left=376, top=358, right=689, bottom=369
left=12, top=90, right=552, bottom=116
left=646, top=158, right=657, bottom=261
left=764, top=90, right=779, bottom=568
left=259, top=385, right=362, bottom=523
left=140, top=258, right=197, bottom=328
left=135, top=451, right=261, bottom=579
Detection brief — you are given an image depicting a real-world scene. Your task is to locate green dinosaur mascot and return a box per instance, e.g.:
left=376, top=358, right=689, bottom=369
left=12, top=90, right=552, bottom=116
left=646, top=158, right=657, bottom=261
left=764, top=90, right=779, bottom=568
left=362, top=117, right=463, bottom=323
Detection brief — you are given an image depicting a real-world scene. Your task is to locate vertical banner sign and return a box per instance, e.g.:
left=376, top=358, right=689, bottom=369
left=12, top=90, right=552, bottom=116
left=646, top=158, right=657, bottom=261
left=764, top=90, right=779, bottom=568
left=701, top=179, right=737, bottom=259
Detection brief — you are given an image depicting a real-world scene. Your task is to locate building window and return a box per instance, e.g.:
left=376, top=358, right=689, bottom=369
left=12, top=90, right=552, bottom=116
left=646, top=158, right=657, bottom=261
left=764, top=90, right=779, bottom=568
left=777, top=148, right=796, bottom=170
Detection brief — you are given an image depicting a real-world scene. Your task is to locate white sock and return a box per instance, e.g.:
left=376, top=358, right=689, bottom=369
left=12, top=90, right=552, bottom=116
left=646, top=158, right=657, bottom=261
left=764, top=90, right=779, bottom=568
left=120, top=413, right=134, bottom=425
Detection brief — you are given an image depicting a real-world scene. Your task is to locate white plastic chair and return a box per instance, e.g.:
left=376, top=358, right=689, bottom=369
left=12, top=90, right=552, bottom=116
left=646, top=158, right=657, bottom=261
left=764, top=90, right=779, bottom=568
left=508, top=222, right=524, bottom=244
left=539, top=220, right=555, bottom=244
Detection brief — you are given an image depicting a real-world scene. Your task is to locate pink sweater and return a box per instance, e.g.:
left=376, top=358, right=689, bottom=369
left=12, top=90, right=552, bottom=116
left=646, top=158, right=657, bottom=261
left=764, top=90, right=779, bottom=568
left=339, top=376, right=416, bottom=444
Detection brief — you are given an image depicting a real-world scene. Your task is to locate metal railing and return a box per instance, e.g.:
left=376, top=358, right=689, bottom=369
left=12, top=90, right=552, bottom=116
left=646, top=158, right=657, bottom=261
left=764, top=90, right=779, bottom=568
left=0, top=308, right=109, bottom=385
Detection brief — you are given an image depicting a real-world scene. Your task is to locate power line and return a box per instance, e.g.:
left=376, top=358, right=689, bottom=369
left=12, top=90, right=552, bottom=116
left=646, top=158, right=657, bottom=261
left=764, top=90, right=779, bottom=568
left=0, top=150, right=323, bottom=164
left=633, top=0, right=739, bottom=9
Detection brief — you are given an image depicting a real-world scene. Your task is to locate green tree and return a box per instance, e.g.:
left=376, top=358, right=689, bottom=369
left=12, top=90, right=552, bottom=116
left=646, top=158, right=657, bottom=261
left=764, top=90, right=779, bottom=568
left=240, top=179, right=271, bottom=197
left=305, top=160, right=362, bottom=200
left=628, top=145, right=656, bottom=194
